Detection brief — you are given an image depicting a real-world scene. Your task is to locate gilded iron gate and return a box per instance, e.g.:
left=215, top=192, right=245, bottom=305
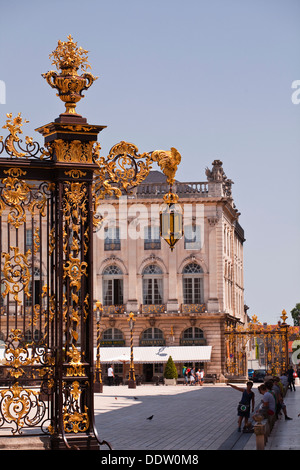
left=0, top=111, right=116, bottom=448
left=225, top=311, right=297, bottom=377
left=0, top=36, right=184, bottom=449
left=0, top=132, right=54, bottom=436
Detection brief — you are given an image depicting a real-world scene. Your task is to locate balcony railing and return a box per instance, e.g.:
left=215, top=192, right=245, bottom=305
left=181, top=304, right=206, bottom=313
left=100, top=304, right=206, bottom=315
left=144, top=241, right=161, bottom=250
left=137, top=181, right=209, bottom=198
left=103, top=305, right=125, bottom=315
left=140, top=304, right=166, bottom=314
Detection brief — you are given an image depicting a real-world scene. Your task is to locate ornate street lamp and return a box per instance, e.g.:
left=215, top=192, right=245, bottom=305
left=94, top=301, right=103, bottom=393
left=280, top=309, right=290, bottom=371
left=127, top=312, right=136, bottom=389
left=160, top=192, right=183, bottom=251
left=150, top=148, right=183, bottom=251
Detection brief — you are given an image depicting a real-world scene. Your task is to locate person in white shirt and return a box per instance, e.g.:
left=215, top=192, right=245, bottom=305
left=107, top=365, right=114, bottom=386
left=258, top=383, right=275, bottom=416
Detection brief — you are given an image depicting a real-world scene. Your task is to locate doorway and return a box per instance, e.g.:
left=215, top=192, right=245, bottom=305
left=143, top=364, right=153, bottom=382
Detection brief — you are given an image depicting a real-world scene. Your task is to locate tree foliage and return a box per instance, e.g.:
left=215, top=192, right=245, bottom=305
left=164, top=356, right=178, bottom=379
left=291, top=303, right=300, bottom=326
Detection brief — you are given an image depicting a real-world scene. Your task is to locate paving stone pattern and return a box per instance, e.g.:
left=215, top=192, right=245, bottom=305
left=94, top=384, right=253, bottom=451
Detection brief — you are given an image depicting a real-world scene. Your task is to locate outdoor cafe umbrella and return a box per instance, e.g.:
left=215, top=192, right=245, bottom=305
left=109, top=353, right=138, bottom=364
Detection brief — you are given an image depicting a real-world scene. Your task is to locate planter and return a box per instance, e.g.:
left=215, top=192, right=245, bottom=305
left=164, top=378, right=177, bottom=386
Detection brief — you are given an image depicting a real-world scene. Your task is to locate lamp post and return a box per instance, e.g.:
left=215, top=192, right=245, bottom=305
left=280, top=309, right=290, bottom=372
left=94, top=301, right=103, bottom=393
left=127, top=312, right=136, bottom=389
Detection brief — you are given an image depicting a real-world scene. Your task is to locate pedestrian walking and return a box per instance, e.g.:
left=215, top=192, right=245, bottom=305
left=184, top=367, right=189, bottom=385
left=107, top=364, right=114, bottom=386
left=227, top=381, right=255, bottom=432
left=272, top=377, right=292, bottom=420
left=200, top=369, right=204, bottom=386
left=189, top=367, right=195, bottom=385
left=287, top=366, right=296, bottom=392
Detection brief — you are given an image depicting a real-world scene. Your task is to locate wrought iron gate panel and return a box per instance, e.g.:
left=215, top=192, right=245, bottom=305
left=0, top=165, right=55, bottom=435
left=225, top=312, right=297, bottom=377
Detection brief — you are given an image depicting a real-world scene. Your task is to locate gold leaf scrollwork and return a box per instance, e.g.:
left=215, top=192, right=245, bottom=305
left=0, top=382, right=42, bottom=434
left=53, top=139, right=93, bottom=163
left=1, top=175, right=31, bottom=228
left=1, top=113, right=29, bottom=158
left=70, top=381, right=81, bottom=401
left=63, top=255, right=88, bottom=292
left=63, top=181, right=87, bottom=224
left=64, top=169, right=87, bottom=179
left=2, top=247, right=31, bottom=305
left=0, top=114, right=52, bottom=160
left=66, top=344, right=85, bottom=377
left=92, top=141, right=153, bottom=223
left=63, top=406, right=89, bottom=434
left=151, top=147, right=181, bottom=186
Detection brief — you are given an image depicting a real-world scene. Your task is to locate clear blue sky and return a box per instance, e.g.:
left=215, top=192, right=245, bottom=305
left=0, top=0, right=299, bottom=324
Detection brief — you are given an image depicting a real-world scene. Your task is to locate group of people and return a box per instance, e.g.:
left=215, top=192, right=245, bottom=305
left=183, top=366, right=205, bottom=385
left=228, top=372, right=293, bottom=433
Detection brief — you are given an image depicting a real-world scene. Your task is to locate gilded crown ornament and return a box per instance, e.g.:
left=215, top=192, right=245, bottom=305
left=42, top=35, right=98, bottom=116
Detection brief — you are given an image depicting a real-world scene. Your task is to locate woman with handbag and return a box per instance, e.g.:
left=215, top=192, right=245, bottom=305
left=227, top=381, right=255, bottom=432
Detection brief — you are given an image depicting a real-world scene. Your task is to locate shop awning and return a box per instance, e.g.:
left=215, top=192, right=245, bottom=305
left=97, top=345, right=212, bottom=364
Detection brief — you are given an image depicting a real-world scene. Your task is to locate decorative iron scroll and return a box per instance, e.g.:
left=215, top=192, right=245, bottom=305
left=0, top=329, right=53, bottom=435
left=0, top=170, right=52, bottom=228
left=0, top=113, right=51, bottom=160
left=0, top=382, right=47, bottom=435
left=92, top=141, right=182, bottom=219
left=63, top=381, right=89, bottom=434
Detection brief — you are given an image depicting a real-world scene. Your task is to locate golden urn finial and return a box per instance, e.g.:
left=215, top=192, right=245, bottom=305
left=280, top=309, right=288, bottom=324
left=42, top=35, right=98, bottom=116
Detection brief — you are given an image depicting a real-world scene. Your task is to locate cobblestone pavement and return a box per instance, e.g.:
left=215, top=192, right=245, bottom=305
left=94, top=383, right=257, bottom=451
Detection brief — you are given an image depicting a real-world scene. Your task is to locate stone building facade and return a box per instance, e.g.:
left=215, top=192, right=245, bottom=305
left=93, top=160, right=247, bottom=382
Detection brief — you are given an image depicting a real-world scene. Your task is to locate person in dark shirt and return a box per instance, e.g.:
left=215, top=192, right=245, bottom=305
left=227, top=381, right=255, bottom=432
left=287, top=366, right=296, bottom=391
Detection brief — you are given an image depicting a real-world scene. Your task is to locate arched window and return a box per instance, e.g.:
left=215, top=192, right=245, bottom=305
left=182, top=263, right=204, bottom=304
left=181, top=327, right=206, bottom=345
left=142, top=265, right=163, bottom=305
left=101, top=327, right=125, bottom=346
left=102, top=265, right=123, bottom=306
left=140, top=327, right=165, bottom=346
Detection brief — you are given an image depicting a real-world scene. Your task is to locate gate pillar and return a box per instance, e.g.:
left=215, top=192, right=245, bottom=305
left=34, top=35, right=109, bottom=449
left=36, top=116, right=106, bottom=449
